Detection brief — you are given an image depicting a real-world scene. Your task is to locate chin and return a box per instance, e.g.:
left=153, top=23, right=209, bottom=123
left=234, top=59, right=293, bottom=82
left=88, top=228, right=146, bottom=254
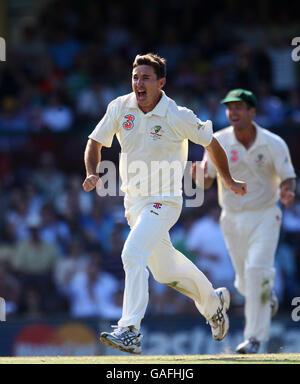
left=232, top=123, right=242, bottom=130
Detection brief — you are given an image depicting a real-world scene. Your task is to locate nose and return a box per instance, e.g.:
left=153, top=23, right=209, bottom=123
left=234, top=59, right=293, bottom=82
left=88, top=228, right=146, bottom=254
left=135, top=78, right=144, bottom=88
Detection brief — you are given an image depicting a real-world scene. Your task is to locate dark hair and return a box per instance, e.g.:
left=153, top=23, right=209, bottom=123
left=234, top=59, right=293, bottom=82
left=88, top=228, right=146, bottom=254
left=133, top=53, right=167, bottom=79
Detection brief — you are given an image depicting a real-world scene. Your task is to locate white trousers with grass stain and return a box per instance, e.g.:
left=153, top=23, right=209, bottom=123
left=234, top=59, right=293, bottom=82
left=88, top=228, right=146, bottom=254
left=117, top=196, right=220, bottom=330
left=220, top=204, right=282, bottom=341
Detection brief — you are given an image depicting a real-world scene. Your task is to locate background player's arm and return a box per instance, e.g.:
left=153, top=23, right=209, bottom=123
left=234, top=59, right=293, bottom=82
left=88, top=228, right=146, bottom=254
left=280, top=178, right=296, bottom=208
left=205, top=137, right=247, bottom=196
left=82, top=139, right=102, bottom=192
left=191, top=159, right=215, bottom=189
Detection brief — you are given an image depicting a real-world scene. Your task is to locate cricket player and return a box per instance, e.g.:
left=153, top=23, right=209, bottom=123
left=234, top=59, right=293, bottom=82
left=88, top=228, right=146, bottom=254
left=192, top=89, right=296, bottom=354
left=82, top=54, right=247, bottom=354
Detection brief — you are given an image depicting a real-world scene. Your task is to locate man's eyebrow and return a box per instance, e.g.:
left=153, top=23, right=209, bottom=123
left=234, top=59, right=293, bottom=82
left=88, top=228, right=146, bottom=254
left=133, top=73, right=151, bottom=77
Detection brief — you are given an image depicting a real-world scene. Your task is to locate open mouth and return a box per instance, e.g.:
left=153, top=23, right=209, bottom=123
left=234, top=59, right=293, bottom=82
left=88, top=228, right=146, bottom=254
left=136, top=90, right=147, bottom=101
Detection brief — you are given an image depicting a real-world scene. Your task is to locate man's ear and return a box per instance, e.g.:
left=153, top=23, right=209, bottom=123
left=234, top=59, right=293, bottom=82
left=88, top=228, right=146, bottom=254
left=250, top=107, right=256, bottom=119
left=159, top=77, right=166, bottom=89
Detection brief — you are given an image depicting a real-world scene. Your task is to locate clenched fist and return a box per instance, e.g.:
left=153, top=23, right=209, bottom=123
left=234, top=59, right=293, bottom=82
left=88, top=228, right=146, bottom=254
left=82, top=174, right=99, bottom=192
left=280, top=185, right=295, bottom=208
left=225, top=179, right=247, bottom=196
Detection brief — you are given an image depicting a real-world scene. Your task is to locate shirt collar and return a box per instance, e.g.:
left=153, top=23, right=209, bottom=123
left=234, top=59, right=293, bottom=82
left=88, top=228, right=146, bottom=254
left=248, top=122, right=267, bottom=151
left=128, top=90, right=169, bottom=117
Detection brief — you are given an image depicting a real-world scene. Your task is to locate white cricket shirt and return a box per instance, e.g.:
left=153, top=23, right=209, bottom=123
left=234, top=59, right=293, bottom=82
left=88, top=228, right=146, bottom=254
left=205, top=123, right=296, bottom=212
left=89, top=91, right=213, bottom=198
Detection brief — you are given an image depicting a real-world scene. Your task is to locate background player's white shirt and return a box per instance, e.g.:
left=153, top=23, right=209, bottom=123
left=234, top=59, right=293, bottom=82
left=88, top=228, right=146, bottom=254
left=205, top=123, right=296, bottom=212
left=89, top=91, right=213, bottom=198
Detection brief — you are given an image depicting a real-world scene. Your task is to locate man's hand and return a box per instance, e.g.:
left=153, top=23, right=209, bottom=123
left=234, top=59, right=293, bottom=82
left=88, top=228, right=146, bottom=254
left=191, top=160, right=215, bottom=189
left=224, top=179, right=247, bottom=196
left=82, top=174, right=99, bottom=192
left=191, top=161, right=206, bottom=187
left=280, top=185, right=295, bottom=208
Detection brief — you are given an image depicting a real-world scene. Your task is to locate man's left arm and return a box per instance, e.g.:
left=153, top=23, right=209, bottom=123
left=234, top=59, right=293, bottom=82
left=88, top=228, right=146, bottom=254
left=271, top=137, right=296, bottom=208
left=280, top=178, right=296, bottom=208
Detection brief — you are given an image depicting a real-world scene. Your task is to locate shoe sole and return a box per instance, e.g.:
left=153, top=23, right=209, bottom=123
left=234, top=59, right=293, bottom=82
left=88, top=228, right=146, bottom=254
left=236, top=348, right=258, bottom=354
left=215, top=287, right=230, bottom=341
left=100, top=334, right=141, bottom=355
left=218, top=287, right=230, bottom=310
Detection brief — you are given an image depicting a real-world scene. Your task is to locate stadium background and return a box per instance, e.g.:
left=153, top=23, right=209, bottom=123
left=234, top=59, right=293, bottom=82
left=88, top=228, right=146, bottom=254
left=0, top=0, right=299, bottom=356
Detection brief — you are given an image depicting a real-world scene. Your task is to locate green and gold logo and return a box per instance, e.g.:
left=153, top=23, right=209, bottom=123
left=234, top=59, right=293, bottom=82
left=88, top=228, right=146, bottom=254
left=255, top=153, right=265, bottom=167
left=150, top=125, right=163, bottom=140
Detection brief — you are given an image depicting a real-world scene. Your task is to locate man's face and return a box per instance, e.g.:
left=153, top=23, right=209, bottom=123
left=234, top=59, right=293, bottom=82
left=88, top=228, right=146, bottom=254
left=225, top=101, right=256, bottom=130
left=132, top=65, right=166, bottom=112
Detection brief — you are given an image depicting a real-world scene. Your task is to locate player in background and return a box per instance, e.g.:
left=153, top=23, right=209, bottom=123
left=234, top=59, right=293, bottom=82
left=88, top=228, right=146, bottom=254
left=192, top=89, right=296, bottom=354
left=82, top=54, right=246, bottom=355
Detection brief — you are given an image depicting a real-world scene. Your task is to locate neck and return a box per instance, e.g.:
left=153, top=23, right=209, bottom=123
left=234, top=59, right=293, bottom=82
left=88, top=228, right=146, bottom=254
left=234, top=123, right=256, bottom=149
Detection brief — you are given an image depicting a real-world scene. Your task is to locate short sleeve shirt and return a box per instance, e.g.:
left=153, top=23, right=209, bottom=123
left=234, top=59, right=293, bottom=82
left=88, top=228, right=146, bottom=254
left=89, top=91, right=213, bottom=198
left=204, top=123, right=296, bottom=211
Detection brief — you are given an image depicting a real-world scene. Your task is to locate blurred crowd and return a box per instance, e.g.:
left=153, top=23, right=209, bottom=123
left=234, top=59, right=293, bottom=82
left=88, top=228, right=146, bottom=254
left=0, top=0, right=299, bottom=320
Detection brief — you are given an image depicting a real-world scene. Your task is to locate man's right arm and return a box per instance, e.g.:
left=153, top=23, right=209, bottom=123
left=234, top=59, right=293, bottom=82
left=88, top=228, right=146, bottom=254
left=82, top=139, right=102, bottom=192
left=205, top=137, right=246, bottom=196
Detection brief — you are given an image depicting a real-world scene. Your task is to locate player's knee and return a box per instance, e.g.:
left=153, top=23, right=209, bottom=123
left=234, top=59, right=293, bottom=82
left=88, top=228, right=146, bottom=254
left=245, top=266, right=275, bottom=302
left=121, top=244, right=148, bottom=269
left=151, top=269, right=172, bottom=284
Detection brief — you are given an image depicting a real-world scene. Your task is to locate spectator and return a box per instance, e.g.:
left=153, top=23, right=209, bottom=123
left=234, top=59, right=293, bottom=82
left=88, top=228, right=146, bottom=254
left=12, top=216, right=60, bottom=275
left=33, top=152, right=65, bottom=202
left=0, top=248, right=21, bottom=316
left=11, top=216, right=62, bottom=313
left=59, top=254, right=122, bottom=319
left=76, top=81, right=114, bottom=120
left=54, top=239, right=89, bottom=290
left=0, top=97, right=29, bottom=132
left=186, top=206, right=235, bottom=290
left=41, top=94, right=74, bottom=132
left=80, top=205, right=114, bottom=253
left=255, top=84, right=285, bottom=127
left=47, top=30, right=83, bottom=71
left=286, top=90, right=300, bottom=124
left=39, top=203, right=71, bottom=254
left=268, top=37, right=297, bottom=92
left=5, top=189, right=31, bottom=242
left=102, top=227, right=125, bottom=281
left=55, top=173, right=93, bottom=217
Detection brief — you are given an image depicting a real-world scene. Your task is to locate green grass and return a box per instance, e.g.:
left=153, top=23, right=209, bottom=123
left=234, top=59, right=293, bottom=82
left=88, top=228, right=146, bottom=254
left=0, top=354, right=300, bottom=364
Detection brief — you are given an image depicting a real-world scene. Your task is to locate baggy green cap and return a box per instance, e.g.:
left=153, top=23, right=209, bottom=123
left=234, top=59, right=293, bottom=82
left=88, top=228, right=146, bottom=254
left=221, top=88, right=257, bottom=107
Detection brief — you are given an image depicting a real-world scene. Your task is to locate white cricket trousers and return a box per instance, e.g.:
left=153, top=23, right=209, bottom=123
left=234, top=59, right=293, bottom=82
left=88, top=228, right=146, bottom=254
left=117, top=196, right=220, bottom=330
left=220, top=204, right=282, bottom=341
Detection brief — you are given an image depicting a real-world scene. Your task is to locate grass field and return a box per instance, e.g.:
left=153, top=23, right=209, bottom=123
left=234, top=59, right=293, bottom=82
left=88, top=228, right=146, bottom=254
left=0, top=354, right=300, bottom=364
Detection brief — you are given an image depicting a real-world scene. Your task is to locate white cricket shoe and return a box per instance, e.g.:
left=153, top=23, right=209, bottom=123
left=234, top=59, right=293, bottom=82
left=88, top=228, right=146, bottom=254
left=100, top=326, right=143, bottom=354
left=208, top=287, right=230, bottom=341
left=236, top=337, right=260, bottom=354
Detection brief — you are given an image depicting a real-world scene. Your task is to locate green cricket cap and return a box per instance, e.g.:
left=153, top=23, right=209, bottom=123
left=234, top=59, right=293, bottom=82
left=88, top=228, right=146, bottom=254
left=221, top=89, right=257, bottom=108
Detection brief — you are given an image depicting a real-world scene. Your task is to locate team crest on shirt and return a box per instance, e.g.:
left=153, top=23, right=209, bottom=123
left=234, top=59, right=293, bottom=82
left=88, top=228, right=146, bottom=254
left=150, top=125, right=163, bottom=140
left=123, top=114, right=135, bottom=130
left=255, top=153, right=265, bottom=167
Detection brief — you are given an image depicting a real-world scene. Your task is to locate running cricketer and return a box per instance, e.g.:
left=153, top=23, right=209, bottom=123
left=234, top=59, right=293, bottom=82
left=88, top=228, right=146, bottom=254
left=192, top=89, right=296, bottom=354
left=82, top=54, right=247, bottom=354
